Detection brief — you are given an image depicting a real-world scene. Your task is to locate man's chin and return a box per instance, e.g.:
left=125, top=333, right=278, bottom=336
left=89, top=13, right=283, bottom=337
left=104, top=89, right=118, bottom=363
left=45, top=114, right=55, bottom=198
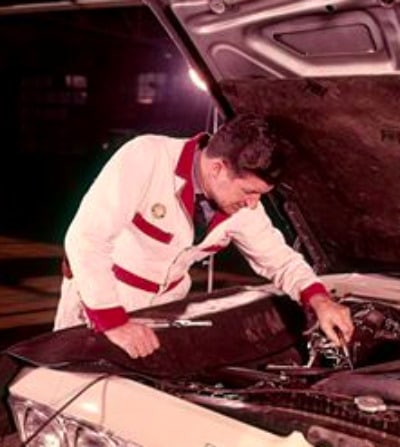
left=224, top=205, right=240, bottom=215
left=215, top=201, right=240, bottom=215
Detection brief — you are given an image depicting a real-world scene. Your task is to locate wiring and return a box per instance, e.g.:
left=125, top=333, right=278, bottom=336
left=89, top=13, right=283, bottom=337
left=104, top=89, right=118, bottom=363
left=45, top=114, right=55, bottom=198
left=18, top=372, right=110, bottom=447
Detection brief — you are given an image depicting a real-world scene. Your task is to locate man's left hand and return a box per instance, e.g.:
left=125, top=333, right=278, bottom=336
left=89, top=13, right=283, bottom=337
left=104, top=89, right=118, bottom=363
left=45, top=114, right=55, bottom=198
left=309, top=294, right=354, bottom=345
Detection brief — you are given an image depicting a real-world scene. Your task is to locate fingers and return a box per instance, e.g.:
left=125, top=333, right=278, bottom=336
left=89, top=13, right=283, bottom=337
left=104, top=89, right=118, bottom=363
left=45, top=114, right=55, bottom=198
left=125, top=344, right=139, bottom=359
left=320, top=321, right=340, bottom=346
left=310, top=296, right=355, bottom=346
left=131, top=324, right=160, bottom=358
left=104, top=320, right=161, bottom=359
left=320, top=304, right=354, bottom=346
left=146, top=326, right=161, bottom=351
left=337, top=307, right=354, bottom=342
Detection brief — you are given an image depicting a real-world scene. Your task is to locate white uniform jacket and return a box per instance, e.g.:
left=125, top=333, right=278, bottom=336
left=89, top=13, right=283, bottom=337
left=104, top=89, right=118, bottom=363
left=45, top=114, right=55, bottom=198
left=54, top=134, right=327, bottom=331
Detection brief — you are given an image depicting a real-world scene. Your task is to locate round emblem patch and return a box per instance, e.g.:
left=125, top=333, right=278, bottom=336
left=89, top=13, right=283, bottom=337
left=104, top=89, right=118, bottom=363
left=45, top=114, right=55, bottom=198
left=151, top=203, right=166, bottom=219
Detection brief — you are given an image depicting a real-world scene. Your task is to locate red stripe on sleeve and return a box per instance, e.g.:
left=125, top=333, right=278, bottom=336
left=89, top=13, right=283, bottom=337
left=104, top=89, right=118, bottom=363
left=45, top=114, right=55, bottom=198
left=300, top=282, right=330, bottom=307
left=84, top=305, right=129, bottom=332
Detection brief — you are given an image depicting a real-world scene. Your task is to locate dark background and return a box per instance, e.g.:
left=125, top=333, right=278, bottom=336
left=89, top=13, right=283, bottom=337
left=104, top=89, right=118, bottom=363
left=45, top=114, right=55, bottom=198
left=0, top=6, right=213, bottom=243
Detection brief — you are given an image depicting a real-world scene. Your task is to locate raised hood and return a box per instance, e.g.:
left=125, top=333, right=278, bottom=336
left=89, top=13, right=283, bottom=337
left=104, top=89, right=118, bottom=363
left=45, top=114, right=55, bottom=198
left=145, top=0, right=400, bottom=272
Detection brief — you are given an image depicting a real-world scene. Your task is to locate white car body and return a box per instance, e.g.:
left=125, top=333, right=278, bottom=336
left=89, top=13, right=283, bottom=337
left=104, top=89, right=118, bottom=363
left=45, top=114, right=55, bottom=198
left=8, top=273, right=400, bottom=446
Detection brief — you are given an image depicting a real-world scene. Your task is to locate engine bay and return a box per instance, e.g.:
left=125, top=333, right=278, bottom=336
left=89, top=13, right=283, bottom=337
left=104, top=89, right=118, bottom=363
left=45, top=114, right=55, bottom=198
left=5, top=284, right=400, bottom=447
left=143, top=296, right=400, bottom=447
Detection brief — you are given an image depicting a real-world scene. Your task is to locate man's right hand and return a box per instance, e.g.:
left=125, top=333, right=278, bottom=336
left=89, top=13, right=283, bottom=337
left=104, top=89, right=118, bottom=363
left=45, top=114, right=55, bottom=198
left=104, top=319, right=160, bottom=358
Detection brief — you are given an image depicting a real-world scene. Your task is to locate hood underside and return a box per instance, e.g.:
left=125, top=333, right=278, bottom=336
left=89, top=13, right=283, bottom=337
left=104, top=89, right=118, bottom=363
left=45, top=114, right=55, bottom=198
left=145, top=0, right=400, bottom=271
left=223, top=75, right=400, bottom=271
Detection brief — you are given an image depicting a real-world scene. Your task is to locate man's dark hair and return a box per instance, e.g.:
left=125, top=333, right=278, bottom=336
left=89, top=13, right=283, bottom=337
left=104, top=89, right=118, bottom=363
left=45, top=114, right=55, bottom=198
left=205, top=114, right=286, bottom=185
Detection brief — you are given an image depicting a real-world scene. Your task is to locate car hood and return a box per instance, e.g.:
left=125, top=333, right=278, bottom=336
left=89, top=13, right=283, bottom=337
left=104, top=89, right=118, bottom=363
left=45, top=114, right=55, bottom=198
left=6, top=274, right=400, bottom=447
left=144, top=0, right=400, bottom=272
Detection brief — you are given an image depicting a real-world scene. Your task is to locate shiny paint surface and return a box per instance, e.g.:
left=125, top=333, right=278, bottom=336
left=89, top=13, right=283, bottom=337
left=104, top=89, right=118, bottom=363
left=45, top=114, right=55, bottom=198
left=10, top=368, right=311, bottom=447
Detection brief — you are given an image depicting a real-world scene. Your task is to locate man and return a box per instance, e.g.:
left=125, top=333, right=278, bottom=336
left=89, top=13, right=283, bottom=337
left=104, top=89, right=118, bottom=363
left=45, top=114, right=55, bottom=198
left=55, top=114, right=354, bottom=359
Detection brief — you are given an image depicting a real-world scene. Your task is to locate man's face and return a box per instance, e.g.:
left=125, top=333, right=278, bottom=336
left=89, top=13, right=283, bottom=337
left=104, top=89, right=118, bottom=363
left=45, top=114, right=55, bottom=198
left=207, top=160, right=273, bottom=215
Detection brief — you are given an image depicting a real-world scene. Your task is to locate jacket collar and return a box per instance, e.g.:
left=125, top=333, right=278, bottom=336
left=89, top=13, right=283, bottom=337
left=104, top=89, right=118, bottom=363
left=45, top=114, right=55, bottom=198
left=175, top=134, right=200, bottom=219
left=175, top=133, right=230, bottom=231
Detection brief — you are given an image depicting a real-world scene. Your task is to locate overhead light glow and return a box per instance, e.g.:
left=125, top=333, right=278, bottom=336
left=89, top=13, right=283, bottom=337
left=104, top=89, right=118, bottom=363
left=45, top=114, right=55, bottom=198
left=188, top=68, right=208, bottom=92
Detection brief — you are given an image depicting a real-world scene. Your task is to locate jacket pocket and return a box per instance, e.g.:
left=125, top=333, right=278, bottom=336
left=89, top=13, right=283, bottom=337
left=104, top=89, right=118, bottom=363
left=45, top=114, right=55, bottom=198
left=132, top=212, right=173, bottom=244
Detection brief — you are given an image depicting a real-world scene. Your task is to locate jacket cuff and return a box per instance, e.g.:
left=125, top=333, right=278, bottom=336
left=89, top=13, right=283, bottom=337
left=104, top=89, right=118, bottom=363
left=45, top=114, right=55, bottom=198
left=84, top=305, right=129, bottom=332
left=300, top=282, right=330, bottom=307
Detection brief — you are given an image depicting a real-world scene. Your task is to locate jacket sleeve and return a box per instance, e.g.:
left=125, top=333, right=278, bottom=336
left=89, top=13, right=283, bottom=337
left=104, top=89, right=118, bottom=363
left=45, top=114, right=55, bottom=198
left=64, top=136, right=158, bottom=329
left=230, top=202, right=328, bottom=303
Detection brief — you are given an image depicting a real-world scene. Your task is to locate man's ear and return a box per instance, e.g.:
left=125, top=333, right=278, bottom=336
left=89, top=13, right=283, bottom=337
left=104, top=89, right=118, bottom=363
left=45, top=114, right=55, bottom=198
left=209, top=158, right=224, bottom=178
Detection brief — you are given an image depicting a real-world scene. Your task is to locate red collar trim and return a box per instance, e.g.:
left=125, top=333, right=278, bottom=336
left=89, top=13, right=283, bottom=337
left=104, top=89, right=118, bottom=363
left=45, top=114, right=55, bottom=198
left=175, top=133, right=230, bottom=234
left=175, top=133, right=205, bottom=219
left=208, top=210, right=230, bottom=232
left=175, top=134, right=203, bottom=179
